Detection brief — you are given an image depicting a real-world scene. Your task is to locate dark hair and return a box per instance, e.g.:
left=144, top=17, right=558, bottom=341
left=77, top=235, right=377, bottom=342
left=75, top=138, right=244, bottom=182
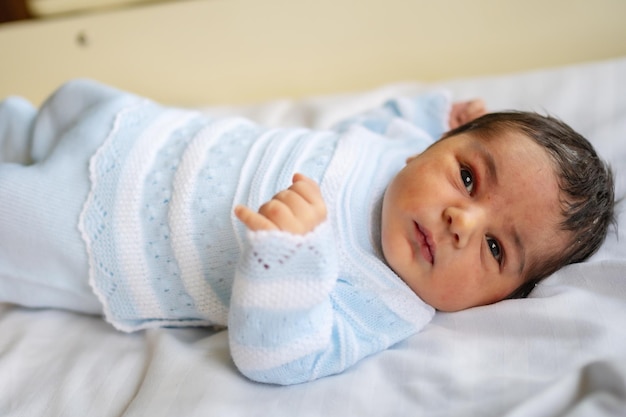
left=442, top=111, right=616, bottom=298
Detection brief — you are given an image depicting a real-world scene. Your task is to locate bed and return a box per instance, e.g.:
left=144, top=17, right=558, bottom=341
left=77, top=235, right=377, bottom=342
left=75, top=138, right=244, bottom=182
left=1, top=1, right=626, bottom=416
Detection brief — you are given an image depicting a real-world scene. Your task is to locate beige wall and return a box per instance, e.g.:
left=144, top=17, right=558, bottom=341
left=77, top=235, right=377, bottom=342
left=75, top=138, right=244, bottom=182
left=2, top=0, right=626, bottom=105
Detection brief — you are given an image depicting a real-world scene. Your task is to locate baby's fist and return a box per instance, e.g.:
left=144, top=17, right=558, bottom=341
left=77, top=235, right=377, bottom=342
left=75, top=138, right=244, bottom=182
left=234, top=173, right=327, bottom=235
left=449, top=99, right=487, bottom=129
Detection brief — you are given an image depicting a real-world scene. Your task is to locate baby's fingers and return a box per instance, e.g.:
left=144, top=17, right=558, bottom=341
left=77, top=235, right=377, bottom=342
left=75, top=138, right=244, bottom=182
left=288, top=173, right=327, bottom=219
left=234, top=204, right=279, bottom=232
left=234, top=174, right=327, bottom=235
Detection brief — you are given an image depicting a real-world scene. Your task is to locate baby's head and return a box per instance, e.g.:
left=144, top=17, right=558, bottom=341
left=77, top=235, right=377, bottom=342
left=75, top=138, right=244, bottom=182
left=381, top=111, right=615, bottom=312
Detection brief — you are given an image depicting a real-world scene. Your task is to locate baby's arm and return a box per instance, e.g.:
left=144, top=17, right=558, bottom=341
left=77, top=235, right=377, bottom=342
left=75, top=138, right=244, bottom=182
left=332, top=91, right=451, bottom=143
left=234, top=173, right=327, bottom=235
left=231, top=174, right=334, bottom=384
left=333, top=92, right=487, bottom=140
left=230, top=180, right=338, bottom=384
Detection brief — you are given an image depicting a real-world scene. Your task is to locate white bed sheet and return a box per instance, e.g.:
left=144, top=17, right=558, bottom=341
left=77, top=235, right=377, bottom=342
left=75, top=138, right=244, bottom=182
left=1, top=57, right=625, bottom=417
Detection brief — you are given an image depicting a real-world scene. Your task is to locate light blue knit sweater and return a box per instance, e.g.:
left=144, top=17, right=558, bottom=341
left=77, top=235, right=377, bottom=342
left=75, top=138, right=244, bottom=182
left=3, top=80, right=451, bottom=385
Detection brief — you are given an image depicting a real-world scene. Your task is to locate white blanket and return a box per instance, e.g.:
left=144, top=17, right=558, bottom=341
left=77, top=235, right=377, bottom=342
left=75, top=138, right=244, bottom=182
left=1, top=56, right=625, bottom=416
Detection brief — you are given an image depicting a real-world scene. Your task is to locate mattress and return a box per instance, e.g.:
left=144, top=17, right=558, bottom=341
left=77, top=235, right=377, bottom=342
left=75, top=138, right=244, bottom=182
left=1, top=56, right=626, bottom=417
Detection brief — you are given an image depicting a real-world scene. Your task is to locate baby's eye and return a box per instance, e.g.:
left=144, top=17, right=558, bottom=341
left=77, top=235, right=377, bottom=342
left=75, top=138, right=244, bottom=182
left=487, top=237, right=503, bottom=263
left=460, top=168, right=474, bottom=194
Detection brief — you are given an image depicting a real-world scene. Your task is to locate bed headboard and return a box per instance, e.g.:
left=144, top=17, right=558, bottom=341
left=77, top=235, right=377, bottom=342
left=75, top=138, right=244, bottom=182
left=1, top=0, right=626, bottom=106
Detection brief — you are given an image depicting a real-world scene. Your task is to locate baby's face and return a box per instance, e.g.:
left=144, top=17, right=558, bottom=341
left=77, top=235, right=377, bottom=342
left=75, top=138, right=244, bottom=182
left=381, top=130, right=570, bottom=312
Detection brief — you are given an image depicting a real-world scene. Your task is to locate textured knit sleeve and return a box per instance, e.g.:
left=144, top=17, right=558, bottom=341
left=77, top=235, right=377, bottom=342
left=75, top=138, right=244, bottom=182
left=228, top=221, right=432, bottom=385
left=228, top=221, right=337, bottom=384
left=333, top=90, right=452, bottom=141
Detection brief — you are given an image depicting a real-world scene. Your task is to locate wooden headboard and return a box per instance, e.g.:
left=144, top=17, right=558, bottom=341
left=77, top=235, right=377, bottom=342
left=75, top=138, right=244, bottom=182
left=1, top=0, right=626, bottom=106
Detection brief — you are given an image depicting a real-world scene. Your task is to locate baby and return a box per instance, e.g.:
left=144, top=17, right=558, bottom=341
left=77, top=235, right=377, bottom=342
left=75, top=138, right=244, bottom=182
left=0, top=80, right=614, bottom=385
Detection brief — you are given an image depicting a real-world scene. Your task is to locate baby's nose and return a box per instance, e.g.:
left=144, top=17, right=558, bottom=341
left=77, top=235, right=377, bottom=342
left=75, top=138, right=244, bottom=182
left=444, top=206, right=483, bottom=248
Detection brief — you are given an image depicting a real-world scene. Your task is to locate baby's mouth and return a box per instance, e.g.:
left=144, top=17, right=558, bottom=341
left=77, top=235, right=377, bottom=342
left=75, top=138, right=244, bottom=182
left=414, top=222, right=435, bottom=264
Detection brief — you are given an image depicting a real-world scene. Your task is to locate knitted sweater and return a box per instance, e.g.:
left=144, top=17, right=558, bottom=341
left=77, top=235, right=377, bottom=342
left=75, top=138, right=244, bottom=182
left=78, top=83, right=451, bottom=384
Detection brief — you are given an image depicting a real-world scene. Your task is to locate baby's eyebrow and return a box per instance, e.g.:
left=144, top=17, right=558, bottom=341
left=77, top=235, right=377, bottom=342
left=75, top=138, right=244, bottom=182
left=512, top=226, right=526, bottom=276
left=471, top=140, right=498, bottom=186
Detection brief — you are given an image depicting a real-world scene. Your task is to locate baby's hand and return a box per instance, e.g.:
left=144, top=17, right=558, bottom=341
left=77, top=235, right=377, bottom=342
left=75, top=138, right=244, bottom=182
left=234, top=173, right=327, bottom=235
left=449, top=99, right=487, bottom=129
